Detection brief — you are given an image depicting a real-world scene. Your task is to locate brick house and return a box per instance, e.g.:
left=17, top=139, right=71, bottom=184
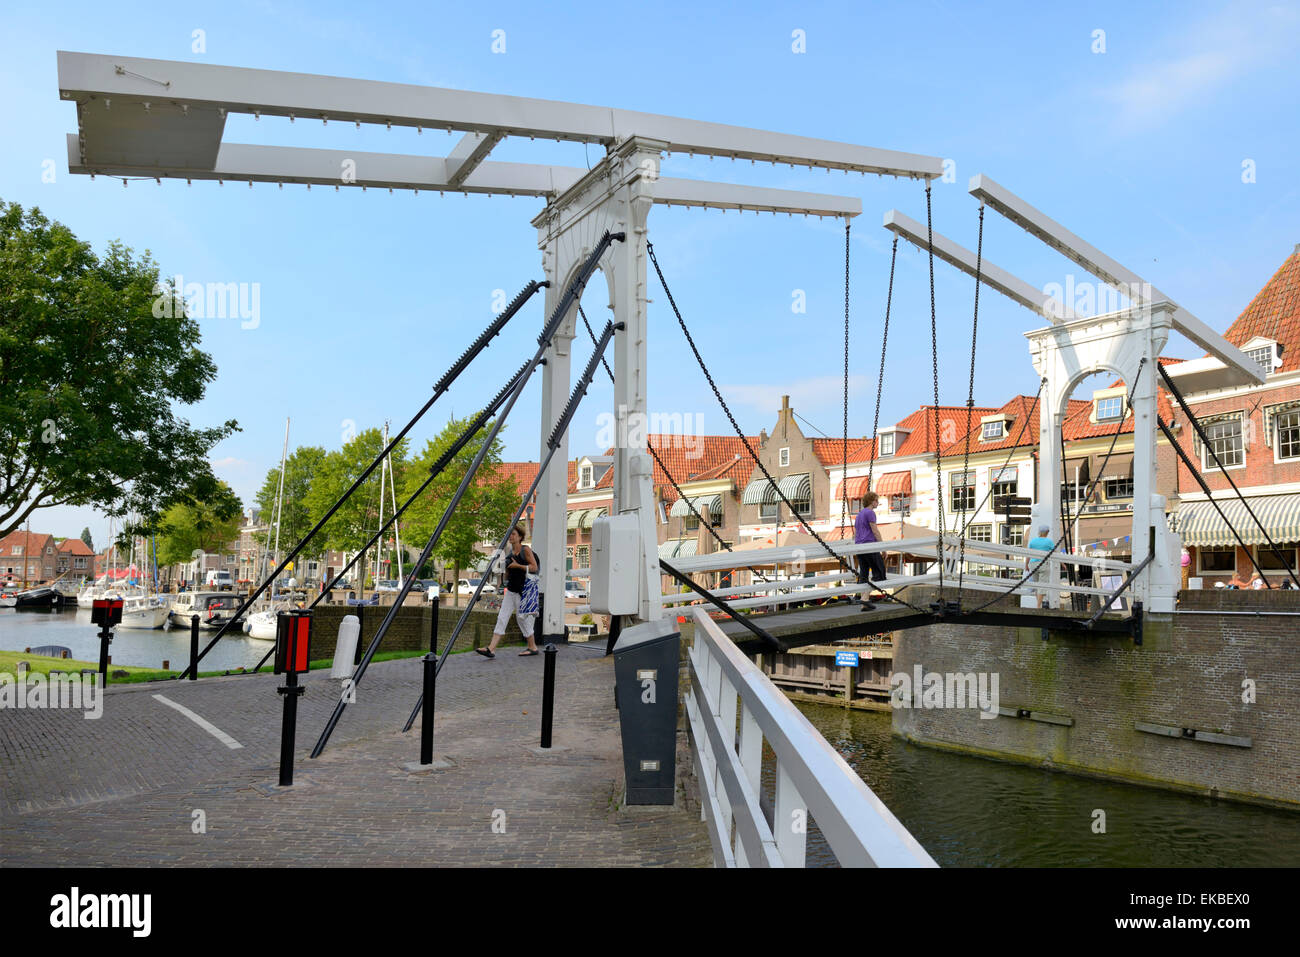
left=1167, top=244, right=1300, bottom=587
left=0, top=530, right=57, bottom=585
left=55, top=537, right=95, bottom=579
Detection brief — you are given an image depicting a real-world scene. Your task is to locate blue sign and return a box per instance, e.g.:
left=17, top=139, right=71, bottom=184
left=835, top=650, right=859, bottom=667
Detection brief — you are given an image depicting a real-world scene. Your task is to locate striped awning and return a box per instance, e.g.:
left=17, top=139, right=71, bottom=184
left=658, top=539, right=697, bottom=559
left=579, top=507, right=607, bottom=529
left=874, top=471, right=912, bottom=496
left=834, top=474, right=872, bottom=500
left=670, top=494, right=723, bottom=517
left=566, top=509, right=586, bottom=530
left=776, top=473, right=811, bottom=499
left=1178, top=494, right=1300, bottom=547
left=742, top=478, right=778, bottom=505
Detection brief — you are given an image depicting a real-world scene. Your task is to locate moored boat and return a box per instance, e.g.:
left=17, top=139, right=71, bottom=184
left=13, top=587, right=65, bottom=608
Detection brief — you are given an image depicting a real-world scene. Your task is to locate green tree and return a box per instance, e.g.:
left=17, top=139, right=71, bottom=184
left=155, top=482, right=244, bottom=567
left=0, top=200, right=238, bottom=538
left=254, top=445, right=326, bottom=557
left=402, top=415, right=522, bottom=596
left=303, top=428, right=408, bottom=592
left=80, top=527, right=93, bottom=551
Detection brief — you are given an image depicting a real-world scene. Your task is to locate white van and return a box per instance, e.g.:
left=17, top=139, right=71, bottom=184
left=204, top=569, right=234, bottom=590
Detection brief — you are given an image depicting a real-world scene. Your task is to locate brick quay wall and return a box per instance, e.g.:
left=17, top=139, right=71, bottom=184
left=892, top=588, right=1300, bottom=809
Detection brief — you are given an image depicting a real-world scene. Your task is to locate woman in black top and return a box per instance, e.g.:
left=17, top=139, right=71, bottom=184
left=476, top=524, right=539, bottom=658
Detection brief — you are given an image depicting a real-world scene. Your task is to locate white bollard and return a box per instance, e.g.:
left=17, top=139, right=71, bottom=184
left=332, top=615, right=360, bottom=678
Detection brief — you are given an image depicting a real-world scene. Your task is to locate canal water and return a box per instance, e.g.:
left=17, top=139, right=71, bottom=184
left=796, top=701, right=1300, bottom=867
left=0, top=606, right=269, bottom=672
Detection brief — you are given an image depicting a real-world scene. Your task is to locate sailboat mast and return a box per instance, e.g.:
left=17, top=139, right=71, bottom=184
left=272, top=417, right=290, bottom=570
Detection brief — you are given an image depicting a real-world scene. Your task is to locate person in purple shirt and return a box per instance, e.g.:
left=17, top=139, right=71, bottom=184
left=854, top=491, right=886, bottom=609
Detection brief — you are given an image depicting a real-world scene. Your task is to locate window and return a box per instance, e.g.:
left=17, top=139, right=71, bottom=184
left=967, top=524, right=993, bottom=542
left=74, top=557, right=88, bottom=569
left=1277, top=411, right=1300, bottom=460
left=779, top=448, right=790, bottom=467
left=1104, top=478, right=1134, bottom=499
left=788, top=496, right=812, bottom=517
left=1198, top=547, right=1235, bottom=572
left=949, top=472, right=975, bottom=512
left=1256, top=544, right=1298, bottom=572
left=1245, top=344, right=1274, bottom=370
left=760, top=501, right=778, bottom=521
left=684, top=512, right=699, bottom=532
left=1061, top=482, right=1087, bottom=503
left=990, top=467, right=1018, bottom=500
left=576, top=545, right=590, bottom=568
left=878, top=433, right=895, bottom=456
left=982, top=421, right=1004, bottom=440
left=709, top=505, right=724, bottom=528
left=657, top=501, right=668, bottom=525
left=1000, top=524, right=1025, bottom=547
left=580, top=465, right=593, bottom=488
left=889, top=493, right=912, bottom=514
left=1095, top=396, right=1124, bottom=421
left=11, top=546, right=20, bottom=555
left=1202, top=414, right=1244, bottom=469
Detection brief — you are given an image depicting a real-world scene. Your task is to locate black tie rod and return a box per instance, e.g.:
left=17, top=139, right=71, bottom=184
left=658, top=560, right=786, bottom=652
left=179, top=278, right=548, bottom=678
left=312, top=234, right=625, bottom=755
left=402, top=319, right=622, bottom=732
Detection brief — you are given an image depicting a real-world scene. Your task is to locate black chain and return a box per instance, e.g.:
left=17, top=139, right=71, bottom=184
left=841, top=220, right=851, bottom=534
left=968, top=359, right=1146, bottom=614
left=647, top=242, right=930, bottom=616
left=925, top=184, right=945, bottom=592
left=956, top=204, right=985, bottom=592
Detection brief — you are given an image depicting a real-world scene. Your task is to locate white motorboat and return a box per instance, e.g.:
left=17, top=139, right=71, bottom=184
left=169, top=590, right=244, bottom=629
left=242, top=608, right=280, bottom=641
left=117, top=594, right=170, bottom=629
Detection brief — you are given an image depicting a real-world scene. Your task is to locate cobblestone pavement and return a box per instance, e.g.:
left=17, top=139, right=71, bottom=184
left=0, top=642, right=711, bottom=867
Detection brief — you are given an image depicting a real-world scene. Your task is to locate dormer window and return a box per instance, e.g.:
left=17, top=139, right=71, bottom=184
left=1095, top=396, right=1124, bottom=422
left=981, top=420, right=1004, bottom=440
left=1243, top=338, right=1281, bottom=374
left=879, top=433, right=895, bottom=456
left=580, top=465, right=593, bottom=488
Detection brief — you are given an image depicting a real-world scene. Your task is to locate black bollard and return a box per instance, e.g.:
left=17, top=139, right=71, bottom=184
left=276, top=670, right=304, bottom=786
left=540, top=643, right=557, bottom=748
left=189, top=615, right=199, bottom=680
left=97, top=624, right=112, bottom=685
left=429, top=594, right=439, bottom=654
left=419, top=653, right=437, bottom=765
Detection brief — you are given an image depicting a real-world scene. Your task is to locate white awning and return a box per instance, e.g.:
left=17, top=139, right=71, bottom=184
left=669, top=494, right=723, bottom=517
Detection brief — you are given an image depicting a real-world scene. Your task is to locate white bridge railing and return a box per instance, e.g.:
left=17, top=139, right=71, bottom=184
left=573, top=536, right=1139, bottom=616
left=684, top=606, right=937, bottom=867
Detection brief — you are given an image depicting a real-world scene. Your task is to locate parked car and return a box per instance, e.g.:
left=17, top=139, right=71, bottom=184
left=564, top=581, right=588, bottom=600
left=456, top=577, right=496, bottom=595
left=418, top=579, right=441, bottom=600
left=204, top=569, right=234, bottom=590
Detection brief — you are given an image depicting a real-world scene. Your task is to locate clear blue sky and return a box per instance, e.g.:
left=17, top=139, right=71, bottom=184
left=4, top=0, right=1298, bottom=548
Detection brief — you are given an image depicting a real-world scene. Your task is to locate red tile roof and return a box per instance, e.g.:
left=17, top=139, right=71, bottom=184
left=937, top=397, right=1090, bottom=459
left=811, top=437, right=875, bottom=467
left=1062, top=390, right=1176, bottom=440
left=645, top=435, right=758, bottom=501
left=57, top=538, right=94, bottom=556
left=0, top=530, right=55, bottom=557
left=848, top=406, right=999, bottom=463
left=1220, top=244, right=1300, bottom=373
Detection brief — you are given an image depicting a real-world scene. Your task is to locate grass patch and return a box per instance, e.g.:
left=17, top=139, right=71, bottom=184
left=1, top=640, right=525, bottom=685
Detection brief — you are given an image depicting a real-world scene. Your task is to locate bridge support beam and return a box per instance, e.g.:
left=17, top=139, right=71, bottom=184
left=1026, top=302, right=1181, bottom=613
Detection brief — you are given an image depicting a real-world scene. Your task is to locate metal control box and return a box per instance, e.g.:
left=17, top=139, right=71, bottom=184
left=590, top=513, right=640, bottom=616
